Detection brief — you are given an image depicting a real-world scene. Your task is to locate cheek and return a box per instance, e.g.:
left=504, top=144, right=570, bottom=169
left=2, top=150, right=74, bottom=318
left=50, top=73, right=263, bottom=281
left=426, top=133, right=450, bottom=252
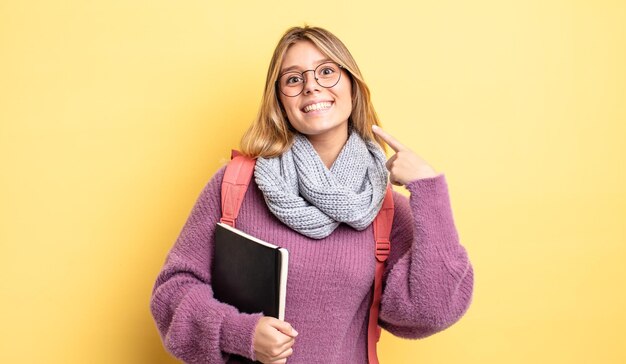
left=277, top=97, right=300, bottom=130
left=340, top=79, right=353, bottom=108
left=339, top=86, right=353, bottom=111
left=278, top=96, right=294, bottom=117
left=279, top=94, right=295, bottom=109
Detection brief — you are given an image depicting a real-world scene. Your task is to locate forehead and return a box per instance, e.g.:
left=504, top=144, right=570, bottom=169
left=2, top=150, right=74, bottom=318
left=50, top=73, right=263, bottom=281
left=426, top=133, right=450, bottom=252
left=280, top=40, right=330, bottom=73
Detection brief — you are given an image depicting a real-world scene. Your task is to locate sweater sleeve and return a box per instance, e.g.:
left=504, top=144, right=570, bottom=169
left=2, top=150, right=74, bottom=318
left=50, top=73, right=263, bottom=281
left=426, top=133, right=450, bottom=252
left=150, top=167, right=263, bottom=363
left=378, top=174, right=474, bottom=339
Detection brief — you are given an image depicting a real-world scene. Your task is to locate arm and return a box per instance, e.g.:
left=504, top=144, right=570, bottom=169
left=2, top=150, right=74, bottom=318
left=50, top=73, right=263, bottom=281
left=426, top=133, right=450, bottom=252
left=379, top=174, right=473, bottom=338
left=150, top=167, right=263, bottom=362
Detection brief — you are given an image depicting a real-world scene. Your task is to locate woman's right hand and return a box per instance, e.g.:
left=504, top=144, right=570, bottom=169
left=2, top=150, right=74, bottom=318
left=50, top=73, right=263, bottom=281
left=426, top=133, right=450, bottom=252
left=253, top=317, right=298, bottom=363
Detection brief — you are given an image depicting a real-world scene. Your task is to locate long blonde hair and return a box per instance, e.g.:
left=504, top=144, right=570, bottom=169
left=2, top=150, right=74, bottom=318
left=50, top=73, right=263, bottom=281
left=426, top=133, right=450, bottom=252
left=240, top=26, right=386, bottom=158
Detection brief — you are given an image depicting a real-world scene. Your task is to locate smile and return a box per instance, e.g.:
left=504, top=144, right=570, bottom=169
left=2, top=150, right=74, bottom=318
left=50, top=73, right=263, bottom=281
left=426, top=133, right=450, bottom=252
left=302, top=101, right=333, bottom=113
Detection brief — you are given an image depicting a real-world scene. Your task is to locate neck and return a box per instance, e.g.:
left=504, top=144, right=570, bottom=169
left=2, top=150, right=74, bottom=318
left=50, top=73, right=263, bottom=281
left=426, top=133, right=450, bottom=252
left=306, top=126, right=349, bottom=169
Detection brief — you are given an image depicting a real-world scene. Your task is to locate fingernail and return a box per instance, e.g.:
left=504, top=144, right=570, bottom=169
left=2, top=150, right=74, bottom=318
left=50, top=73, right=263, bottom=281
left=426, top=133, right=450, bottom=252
left=293, top=329, right=299, bottom=336
left=372, top=125, right=379, bottom=130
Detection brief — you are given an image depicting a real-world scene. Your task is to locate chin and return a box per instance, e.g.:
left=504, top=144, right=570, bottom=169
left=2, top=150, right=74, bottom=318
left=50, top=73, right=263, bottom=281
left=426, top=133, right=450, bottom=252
left=302, top=123, right=349, bottom=138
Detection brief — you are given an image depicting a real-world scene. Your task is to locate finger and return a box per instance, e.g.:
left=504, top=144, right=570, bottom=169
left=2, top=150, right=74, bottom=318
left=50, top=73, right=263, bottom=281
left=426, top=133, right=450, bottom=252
left=390, top=178, right=403, bottom=187
left=385, top=154, right=397, bottom=171
left=268, top=358, right=287, bottom=364
left=270, top=319, right=299, bottom=338
left=275, top=336, right=295, bottom=352
left=271, top=347, right=294, bottom=361
left=265, top=339, right=294, bottom=361
left=372, top=125, right=407, bottom=152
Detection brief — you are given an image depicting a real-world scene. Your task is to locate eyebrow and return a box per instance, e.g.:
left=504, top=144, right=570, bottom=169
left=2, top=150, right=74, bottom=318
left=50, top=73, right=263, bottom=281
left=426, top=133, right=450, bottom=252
left=280, top=58, right=333, bottom=74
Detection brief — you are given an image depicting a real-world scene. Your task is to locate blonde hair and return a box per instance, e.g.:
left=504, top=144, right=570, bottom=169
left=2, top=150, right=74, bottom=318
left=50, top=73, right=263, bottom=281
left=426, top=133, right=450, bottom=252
left=240, top=26, right=386, bottom=158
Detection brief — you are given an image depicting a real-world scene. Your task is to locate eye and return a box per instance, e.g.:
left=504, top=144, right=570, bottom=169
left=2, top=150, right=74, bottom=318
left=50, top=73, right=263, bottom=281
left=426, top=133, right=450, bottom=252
left=319, top=66, right=335, bottom=76
left=317, top=63, right=340, bottom=79
left=284, top=74, right=303, bottom=86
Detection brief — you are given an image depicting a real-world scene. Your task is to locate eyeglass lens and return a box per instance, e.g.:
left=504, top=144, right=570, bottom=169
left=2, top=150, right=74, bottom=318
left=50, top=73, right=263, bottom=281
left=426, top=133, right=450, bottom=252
left=278, top=62, right=342, bottom=97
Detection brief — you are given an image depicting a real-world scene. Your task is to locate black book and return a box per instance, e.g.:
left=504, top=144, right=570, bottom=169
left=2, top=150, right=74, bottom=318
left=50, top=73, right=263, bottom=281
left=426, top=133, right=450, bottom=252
left=212, top=223, right=289, bottom=364
left=212, top=222, right=289, bottom=320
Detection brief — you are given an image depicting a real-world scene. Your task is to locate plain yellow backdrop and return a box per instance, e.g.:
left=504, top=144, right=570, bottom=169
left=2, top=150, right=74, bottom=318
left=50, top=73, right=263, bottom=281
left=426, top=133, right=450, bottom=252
left=1, top=0, right=625, bottom=363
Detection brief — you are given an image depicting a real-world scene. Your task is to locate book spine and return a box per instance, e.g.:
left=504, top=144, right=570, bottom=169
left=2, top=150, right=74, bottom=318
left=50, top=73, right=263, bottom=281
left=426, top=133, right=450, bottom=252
left=273, top=248, right=281, bottom=319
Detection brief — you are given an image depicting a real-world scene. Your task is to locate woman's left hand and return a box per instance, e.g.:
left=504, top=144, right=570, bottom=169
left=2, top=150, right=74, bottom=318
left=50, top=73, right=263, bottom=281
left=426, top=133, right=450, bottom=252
left=372, top=125, right=439, bottom=186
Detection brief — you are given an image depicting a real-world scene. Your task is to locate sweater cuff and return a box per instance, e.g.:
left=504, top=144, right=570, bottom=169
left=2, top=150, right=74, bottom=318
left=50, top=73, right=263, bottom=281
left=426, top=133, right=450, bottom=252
left=220, top=311, right=263, bottom=360
left=405, top=173, right=448, bottom=199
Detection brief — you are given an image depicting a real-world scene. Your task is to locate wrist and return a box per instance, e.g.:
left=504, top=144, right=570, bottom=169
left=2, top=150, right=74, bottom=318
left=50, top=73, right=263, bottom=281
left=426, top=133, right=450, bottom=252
left=220, top=312, right=263, bottom=360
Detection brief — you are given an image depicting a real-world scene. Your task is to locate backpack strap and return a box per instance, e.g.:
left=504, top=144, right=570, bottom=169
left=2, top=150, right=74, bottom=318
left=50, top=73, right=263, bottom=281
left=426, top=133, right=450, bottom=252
left=220, top=150, right=256, bottom=228
left=367, top=185, right=395, bottom=364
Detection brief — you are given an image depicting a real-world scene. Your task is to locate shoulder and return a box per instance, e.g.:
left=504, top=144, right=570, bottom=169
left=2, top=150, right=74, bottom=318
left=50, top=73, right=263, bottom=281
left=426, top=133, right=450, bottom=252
left=195, top=158, right=259, bottom=210
left=391, top=190, right=411, bottom=220
left=390, top=190, right=413, bottom=237
left=391, top=190, right=409, bottom=210
left=188, top=165, right=228, bottom=214
left=199, top=165, right=227, bottom=195
left=208, top=165, right=227, bottom=189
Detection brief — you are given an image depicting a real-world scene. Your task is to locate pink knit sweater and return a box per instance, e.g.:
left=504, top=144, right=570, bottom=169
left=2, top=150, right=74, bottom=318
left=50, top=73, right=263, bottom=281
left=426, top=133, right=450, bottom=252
left=150, top=166, right=473, bottom=363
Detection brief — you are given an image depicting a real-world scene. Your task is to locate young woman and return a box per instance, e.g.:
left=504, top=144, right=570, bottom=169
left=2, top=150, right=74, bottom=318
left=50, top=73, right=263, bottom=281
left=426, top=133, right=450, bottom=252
left=151, top=26, right=473, bottom=364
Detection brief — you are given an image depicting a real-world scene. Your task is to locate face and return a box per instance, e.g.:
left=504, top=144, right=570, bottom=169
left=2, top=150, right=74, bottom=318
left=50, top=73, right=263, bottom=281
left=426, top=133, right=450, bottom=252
left=278, top=41, right=352, bottom=141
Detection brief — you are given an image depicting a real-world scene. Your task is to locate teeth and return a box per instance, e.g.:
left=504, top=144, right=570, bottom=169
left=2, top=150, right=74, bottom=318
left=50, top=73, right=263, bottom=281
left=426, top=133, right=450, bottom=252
left=303, top=102, right=332, bottom=113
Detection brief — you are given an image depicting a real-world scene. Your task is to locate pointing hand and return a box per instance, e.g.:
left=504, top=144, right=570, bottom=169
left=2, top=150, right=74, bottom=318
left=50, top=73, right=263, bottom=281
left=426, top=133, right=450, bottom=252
left=372, top=125, right=439, bottom=185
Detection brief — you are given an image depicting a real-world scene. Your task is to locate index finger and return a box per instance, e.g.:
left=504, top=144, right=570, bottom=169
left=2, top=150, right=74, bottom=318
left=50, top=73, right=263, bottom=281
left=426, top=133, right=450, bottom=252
left=372, top=125, right=407, bottom=152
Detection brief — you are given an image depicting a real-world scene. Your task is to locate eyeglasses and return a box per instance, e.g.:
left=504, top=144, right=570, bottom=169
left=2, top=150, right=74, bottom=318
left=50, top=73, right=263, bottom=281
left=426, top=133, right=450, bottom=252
left=277, top=62, right=343, bottom=97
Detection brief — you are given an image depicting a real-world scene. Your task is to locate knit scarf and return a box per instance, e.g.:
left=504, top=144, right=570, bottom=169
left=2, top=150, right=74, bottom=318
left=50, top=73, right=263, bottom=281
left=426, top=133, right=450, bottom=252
left=254, top=131, right=389, bottom=239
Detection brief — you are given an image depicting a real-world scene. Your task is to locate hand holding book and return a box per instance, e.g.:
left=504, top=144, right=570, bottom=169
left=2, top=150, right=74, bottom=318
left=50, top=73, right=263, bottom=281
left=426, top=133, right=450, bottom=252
left=212, top=222, right=292, bottom=363
left=253, top=317, right=298, bottom=364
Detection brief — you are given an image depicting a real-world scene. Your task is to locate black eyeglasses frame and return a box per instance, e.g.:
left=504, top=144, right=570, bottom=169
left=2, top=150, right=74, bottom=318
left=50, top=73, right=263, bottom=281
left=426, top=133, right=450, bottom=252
left=276, top=62, right=344, bottom=97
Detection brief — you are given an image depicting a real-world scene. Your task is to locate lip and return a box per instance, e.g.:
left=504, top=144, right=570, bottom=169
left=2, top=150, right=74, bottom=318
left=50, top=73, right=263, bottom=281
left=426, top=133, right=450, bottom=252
left=300, top=100, right=334, bottom=113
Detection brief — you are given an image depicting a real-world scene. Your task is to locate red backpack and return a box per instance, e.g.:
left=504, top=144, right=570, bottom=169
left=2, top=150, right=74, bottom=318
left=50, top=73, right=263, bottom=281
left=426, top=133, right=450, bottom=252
left=220, top=151, right=394, bottom=364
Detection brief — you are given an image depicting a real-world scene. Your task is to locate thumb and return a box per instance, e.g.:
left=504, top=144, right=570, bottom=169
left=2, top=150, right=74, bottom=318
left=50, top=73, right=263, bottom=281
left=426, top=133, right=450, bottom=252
left=271, top=319, right=299, bottom=338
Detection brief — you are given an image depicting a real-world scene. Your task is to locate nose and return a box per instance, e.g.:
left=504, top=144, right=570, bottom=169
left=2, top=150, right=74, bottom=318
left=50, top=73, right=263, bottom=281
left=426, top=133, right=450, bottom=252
left=301, top=70, right=319, bottom=95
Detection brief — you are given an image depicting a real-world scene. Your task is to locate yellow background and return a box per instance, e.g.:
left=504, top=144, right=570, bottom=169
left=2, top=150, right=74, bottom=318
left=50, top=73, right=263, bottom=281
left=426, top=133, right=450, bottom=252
left=1, top=1, right=625, bottom=363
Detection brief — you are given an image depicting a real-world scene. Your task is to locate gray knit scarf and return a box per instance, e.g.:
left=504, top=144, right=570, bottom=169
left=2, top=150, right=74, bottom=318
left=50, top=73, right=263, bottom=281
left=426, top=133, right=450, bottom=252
left=254, top=131, right=389, bottom=239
